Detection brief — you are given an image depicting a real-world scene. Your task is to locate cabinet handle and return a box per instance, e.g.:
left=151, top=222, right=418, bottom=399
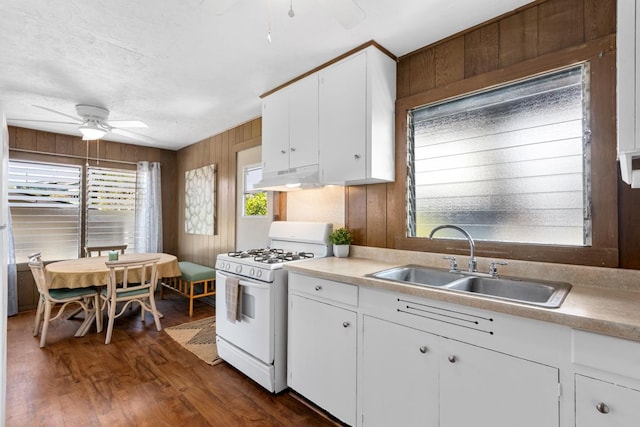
left=280, top=150, right=287, bottom=154
left=595, top=402, right=610, bottom=414
left=354, top=154, right=361, bottom=159
left=419, top=346, right=428, bottom=354
left=290, top=147, right=296, bottom=152
left=448, top=355, right=457, bottom=363
left=343, top=321, right=350, bottom=328
left=314, top=285, right=322, bottom=291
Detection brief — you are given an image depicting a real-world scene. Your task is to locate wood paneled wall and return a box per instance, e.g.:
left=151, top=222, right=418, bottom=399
left=176, top=118, right=262, bottom=267
left=8, top=126, right=179, bottom=310
left=345, top=0, right=640, bottom=268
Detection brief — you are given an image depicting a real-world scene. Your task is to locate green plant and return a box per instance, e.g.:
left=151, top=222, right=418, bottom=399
left=329, top=227, right=353, bottom=245
left=245, top=192, right=267, bottom=216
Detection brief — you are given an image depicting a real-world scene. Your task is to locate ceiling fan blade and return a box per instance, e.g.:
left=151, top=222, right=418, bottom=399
left=33, top=105, right=83, bottom=123
left=111, top=127, right=156, bottom=144
left=107, top=120, right=148, bottom=128
left=316, top=0, right=366, bottom=29
left=8, top=118, right=80, bottom=125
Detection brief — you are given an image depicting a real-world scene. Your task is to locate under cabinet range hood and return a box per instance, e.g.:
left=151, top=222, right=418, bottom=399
left=254, top=164, right=323, bottom=191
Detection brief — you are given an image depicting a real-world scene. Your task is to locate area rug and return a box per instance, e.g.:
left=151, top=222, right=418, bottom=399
left=165, top=316, right=223, bottom=366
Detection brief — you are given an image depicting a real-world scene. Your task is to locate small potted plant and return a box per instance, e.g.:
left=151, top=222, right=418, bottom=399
left=329, top=227, right=353, bottom=258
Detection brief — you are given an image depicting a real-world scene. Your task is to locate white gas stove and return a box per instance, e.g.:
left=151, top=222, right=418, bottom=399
left=215, top=221, right=332, bottom=393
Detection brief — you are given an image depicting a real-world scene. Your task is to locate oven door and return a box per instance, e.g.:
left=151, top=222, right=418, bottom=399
left=215, top=271, right=274, bottom=364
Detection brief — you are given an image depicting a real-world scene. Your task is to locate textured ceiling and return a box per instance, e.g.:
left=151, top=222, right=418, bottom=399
left=1, top=0, right=532, bottom=150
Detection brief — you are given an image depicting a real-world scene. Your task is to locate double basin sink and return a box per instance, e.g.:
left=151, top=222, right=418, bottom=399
left=368, top=265, right=571, bottom=308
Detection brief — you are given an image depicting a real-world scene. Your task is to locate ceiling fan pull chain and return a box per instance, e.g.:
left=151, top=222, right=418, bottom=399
left=289, top=0, right=295, bottom=18
left=267, top=0, right=272, bottom=43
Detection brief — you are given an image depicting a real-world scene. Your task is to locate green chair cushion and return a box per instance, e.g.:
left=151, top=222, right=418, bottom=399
left=179, top=261, right=216, bottom=282
left=49, top=287, right=97, bottom=299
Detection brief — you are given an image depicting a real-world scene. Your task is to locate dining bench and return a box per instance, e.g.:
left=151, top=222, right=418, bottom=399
left=160, top=261, right=216, bottom=317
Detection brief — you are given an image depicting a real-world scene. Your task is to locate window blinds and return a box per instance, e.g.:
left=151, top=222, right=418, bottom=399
left=8, top=160, right=81, bottom=261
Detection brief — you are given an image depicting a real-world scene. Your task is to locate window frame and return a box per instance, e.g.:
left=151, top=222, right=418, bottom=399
left=406, top=63, right=591, bottom=247
left=8, top=159, right=82, bottom=262
left=393, top=42, right=618, bottom=267
left=242, top=163, right=268, bottom=218
left=85, top=165, right=137, bottom=252
left=7, top=151, right=139, bottom=262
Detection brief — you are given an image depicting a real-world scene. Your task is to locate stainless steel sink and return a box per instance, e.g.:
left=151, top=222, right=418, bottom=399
left=367, top=265, right=464, bottom=287
left=446, top=276, right=571, bottom=308
left=368, top=265, right=571, bottom=308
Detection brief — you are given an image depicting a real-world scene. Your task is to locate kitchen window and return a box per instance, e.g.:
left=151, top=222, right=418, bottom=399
left=243, top=165, right=267, bottom=217
left=85, top=166, right=136, bottom=252
left=8, top=159, right=138, bottom=261
left=8, top=160, right=82, bottom=262
left=407, top=64, right=591, bottom=247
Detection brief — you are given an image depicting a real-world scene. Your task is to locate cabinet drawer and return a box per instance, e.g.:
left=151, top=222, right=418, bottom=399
left=289, top=273, right=358, bottom=306
left=572, top=330, right=640, bottom=380
left=575, top=374, right=640, bottom=426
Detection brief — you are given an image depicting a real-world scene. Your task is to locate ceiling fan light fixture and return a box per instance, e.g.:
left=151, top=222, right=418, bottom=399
left=79, top=123, right=107, bottom=140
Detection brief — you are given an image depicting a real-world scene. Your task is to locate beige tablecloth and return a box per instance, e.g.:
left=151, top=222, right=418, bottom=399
left=45, top=253, right=181, bottom=289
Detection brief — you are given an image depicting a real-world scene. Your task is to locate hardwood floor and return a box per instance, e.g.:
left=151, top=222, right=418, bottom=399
left=5, top=292, right=338, bottom=426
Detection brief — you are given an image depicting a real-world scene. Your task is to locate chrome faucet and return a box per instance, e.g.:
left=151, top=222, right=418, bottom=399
left=429, top=225, right=477, bottom=272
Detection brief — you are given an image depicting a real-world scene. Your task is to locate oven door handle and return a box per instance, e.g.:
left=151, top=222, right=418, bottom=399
left=238, top=280, right=270, bottom=290
left=219, top=272, right=271, bottom=290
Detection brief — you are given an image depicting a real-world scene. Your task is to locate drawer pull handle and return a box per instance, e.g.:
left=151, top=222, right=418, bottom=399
left=596, top=402, right=610, bottom=414
left=315, top=285, right=322, bottom=291
left=448, top=355, right=457, bottom=363
left=343, top=322, right=350, bottom=328
left=419, top=346, right=428, bottom=354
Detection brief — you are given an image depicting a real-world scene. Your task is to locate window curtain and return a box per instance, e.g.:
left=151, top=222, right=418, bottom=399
left=135, top=161, right=163, bottom=253
left=7, top=211, right=17, bottom=316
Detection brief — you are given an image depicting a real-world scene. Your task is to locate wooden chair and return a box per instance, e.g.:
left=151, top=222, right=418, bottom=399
left=100, top=255, right=162, bottom=344
left=28, top=252, right=102, bottom=348
left=85, top=244, right=128, bottom=257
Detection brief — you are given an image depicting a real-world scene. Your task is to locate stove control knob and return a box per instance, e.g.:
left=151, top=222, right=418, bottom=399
left=235, top=265, right=242, bottom=274
left=249, top=268, right=255, bottom=277
left=256, top=270, right=262, bottom=278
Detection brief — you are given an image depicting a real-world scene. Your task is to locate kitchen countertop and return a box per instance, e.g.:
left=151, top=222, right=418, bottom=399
left=284, top=254, right=640, bottom=343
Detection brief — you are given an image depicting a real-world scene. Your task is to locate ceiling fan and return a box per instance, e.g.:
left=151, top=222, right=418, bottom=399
left=10, top=104, right=153, bottom=143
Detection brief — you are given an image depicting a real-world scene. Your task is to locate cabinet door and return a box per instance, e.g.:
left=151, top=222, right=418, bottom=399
left=289, top=75, right=319, bottom=169
left=440, top=339, right=560, bottom=427
left=362, top=316, right=439, bottom=427
left=576, top=374, right=640, bottom=427
left=319, top=51, right=367, bottom=184
left=288, top=294, right=357, bottom=426
left=262, top=89, right=290, bottom=173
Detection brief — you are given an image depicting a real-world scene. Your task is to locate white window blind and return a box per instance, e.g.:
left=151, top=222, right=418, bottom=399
left=408, top=65, right=590, bottom=246
left=86, top=167, right=136, bottom=252
left=8, top=160, right=81, bottom=262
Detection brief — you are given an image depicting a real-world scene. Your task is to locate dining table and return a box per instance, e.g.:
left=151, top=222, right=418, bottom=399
left=44, top=253, right=182, bottom=336
left=45, top=253, right=181, bottom=289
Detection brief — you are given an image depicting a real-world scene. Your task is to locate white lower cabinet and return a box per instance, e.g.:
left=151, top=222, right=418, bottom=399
left=362, top=316, right=439, bottom=426
left=288, top=293, right=357, bottom=426
left=575, top=375, right=640, bottom=427
left=288, top=273, right=640, bottom=427
left=361, top=315, right=560, bottom=427
left=440, top=338, right=559, bottom=427
left=572, top=329, right=640, bottom=427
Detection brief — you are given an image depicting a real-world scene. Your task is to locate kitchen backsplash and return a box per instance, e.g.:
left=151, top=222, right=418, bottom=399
left=286, top=186, right=346, bottom=230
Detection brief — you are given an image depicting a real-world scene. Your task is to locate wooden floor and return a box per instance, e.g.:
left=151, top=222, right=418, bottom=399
left=5, top=292, right=338, bottom=427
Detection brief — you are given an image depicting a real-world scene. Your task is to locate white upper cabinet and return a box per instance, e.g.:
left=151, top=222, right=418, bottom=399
left=261, top=74, right=319, bottom=175
left=260, top=43, right=396, bottom=188
left=617, top=0, right=640, bottom=187
left=319, top=45, right=396, bottom=185
left=262, top=88, right=290, bottom=174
